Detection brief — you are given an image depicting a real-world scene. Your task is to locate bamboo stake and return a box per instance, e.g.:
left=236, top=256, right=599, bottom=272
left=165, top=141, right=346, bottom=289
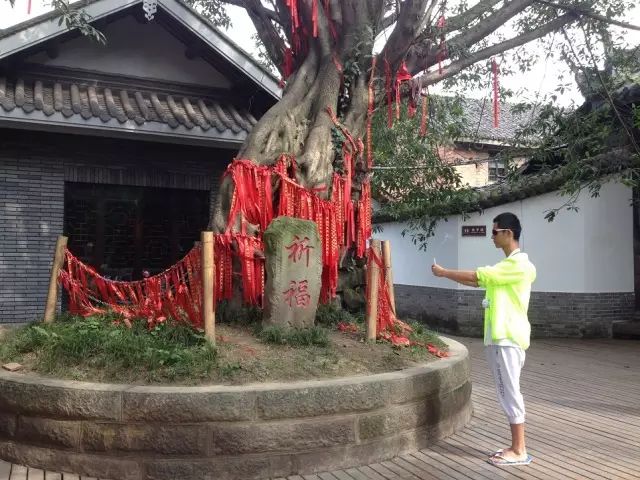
left=201, top=231, right=215, bottom=345
left=381, top=240, right=397, bottom=316
left=43, top=235, right=68, bottom=323
left=366, top=240, right=382, bottom=341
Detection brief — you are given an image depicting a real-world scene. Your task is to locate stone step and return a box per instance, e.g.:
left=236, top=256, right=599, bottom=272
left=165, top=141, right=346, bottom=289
left=612, top=320, right=640, bottom=339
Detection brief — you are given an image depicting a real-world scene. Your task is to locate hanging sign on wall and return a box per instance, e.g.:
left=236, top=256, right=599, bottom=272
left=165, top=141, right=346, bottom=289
left=462, top=225, right=486, bottom=237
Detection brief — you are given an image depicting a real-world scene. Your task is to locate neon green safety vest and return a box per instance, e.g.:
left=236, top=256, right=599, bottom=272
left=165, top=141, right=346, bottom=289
left=476, top=250, right=536, bottom=350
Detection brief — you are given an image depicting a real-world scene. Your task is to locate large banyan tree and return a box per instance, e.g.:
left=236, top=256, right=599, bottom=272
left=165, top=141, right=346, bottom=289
left=204, top=0, right=637, bottom=223
left=35, top=0, right=640, bottom=305
left=200, top=0, right=637, bottom=299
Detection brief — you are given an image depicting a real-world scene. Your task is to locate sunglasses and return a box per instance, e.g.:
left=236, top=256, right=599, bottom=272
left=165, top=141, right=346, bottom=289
left=491, top=228, right=511, bottom=236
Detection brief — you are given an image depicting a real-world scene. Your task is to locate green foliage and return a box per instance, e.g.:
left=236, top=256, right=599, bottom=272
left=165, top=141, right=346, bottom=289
left=510, top=52, right=640, bottom=222
left=315, top=303, right=358, bottom=327
left=216, top=300, right=262, bottom=325
left=50, top=0, right=106, bottom=44
left=0, top=314, right=217, bottom=382
left=258, top=325, right=329, bottom=347
left=407, top=321, right=448, bottom=350
left=371, top=97, right=479, bottom=247
left=181, top=0, right=231, bottom=29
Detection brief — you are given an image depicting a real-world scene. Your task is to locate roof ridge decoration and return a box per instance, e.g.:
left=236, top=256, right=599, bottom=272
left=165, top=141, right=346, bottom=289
left=143, top=0, right=158, bottom=20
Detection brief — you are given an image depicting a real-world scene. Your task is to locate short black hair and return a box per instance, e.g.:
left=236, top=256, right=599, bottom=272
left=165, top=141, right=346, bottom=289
left=493, top=212, right=522, bottom=240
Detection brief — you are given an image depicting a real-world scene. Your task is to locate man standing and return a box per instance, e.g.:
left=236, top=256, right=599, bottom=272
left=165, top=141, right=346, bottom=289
left=431, top=212, right=536, bottom=466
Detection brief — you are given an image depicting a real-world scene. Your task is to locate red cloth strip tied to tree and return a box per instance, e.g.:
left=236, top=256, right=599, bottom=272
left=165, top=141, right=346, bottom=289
left=222, top=151, right=361, bottom=303
left=366, top=247, right=449, bottom=357
left=395, top=61, right=413, bottom=120
left=492, top=58, right=500, bottom=128
left=58, top=247, right=204, bottom=329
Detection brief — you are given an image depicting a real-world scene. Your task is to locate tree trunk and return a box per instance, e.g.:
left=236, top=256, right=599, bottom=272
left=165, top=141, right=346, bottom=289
left=210, top=46, right=371, bottom=237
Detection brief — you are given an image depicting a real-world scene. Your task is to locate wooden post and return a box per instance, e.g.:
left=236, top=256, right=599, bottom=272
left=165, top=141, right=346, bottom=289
left=43, top=235, right=68, bottom=323
left=381, top=240, right=397, bottom=316
left=366, top=239, right=382, bottom=341
left=201, top=231, right=215, bottom=345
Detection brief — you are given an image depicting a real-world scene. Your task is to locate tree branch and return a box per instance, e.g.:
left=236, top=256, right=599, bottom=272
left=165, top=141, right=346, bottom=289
left=220, top=0, right=282, bottom=24
left=405, top=0, right=535, bottom=74
left=417, top=12, right=577, bottom=85
left=380, top=0, right=433, bottom=68
left=235, top=0, right=288, bottom=74
left=443, top=0, right=503, bottom=33
left=450, top=0, right=535, bottom=53
left=534, top=0, right=640, bottom=31
left=381, top=11, right=399, bottom=31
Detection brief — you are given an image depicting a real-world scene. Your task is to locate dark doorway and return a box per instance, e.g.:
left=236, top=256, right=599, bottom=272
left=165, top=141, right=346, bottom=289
left=64, top=183, right=209, bottom=280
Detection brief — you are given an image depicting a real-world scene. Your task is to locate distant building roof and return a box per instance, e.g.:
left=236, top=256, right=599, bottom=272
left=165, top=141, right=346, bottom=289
left=458, top=97, right=536, bottom=144
left=373, top=148, right=634, bottom=223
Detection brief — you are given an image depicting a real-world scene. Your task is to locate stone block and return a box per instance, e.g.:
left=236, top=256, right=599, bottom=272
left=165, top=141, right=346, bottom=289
left=0, top=440, right=142, bottom=480
left=210, top=417, right=355, bottom=454
left=144, top=455, right=294, bottom=480
left=257, top=380, right=390, bottom=419
left=82, top=423, right=206, bottom=455
left=17, top=417, right=81, bottom=449
left=263, top=217, right=322, bottom=329
left=122, top=389, right=256, bottom=422
left=359, top=381, right=471, bottom=441
left=0, top=412, right=17, bottom=438
left=0, top=374, right=121, bottom=420
left=387, top=348, right=470, bottom=404
left=358, top=401, right=430, bottom=441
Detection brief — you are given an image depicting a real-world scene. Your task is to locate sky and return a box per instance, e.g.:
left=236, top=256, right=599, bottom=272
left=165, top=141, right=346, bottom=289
left=1, top=0, right=639, bottom=107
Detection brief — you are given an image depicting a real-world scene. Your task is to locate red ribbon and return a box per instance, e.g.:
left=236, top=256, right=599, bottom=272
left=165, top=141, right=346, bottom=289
left=492, top=58, right=500, bottom=128
left=395, top=61, right=412, bottom=120
left=312, top=0, right=319, bottom=37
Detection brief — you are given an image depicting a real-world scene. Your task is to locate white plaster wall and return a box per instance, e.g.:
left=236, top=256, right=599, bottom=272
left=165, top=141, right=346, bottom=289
left=583, top=182, right=634, bottom=292
left=26, top=16, right=231, bottom=88
left=374, top=218, right=459, bottom=289
left=375, top=181, right=633, bottom=294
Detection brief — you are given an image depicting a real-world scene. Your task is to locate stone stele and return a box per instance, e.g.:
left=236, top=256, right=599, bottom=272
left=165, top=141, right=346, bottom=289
left=263, top=216, right=322, bottom=329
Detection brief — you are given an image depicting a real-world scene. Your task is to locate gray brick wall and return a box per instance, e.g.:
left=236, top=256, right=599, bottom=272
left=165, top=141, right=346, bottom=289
left=395, top=284, right=635, bottom=339
left=0, top=130, right=232, bottom=324
left=0, top=154, right=65, bottom=323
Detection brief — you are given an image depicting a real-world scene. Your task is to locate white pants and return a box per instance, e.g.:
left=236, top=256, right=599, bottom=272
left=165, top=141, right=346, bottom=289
left=485, top=345, right=526, bottom=424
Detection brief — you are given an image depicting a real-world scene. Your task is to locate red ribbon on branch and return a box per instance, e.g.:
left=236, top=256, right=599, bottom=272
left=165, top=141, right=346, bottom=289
left=395, top=61, right=412, bottom=121
left=492, top=58, right=500, bottom=128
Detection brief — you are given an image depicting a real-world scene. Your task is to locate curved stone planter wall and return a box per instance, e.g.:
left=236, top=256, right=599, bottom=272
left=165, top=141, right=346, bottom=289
left=0, top=338, right=472, bottom=480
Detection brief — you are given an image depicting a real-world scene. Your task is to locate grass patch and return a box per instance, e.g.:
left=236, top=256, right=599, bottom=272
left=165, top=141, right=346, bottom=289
left=258, top=325, right=330, bottom=347
left=408, top=321, right=448, bottom=349
left=0, top=314, right=216, bottom=383
left=315, top=303, right=362, bottom=327
left=0, top=311, right=447, bottom=385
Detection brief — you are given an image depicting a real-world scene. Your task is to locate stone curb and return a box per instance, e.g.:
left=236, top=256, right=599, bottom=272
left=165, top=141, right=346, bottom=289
left=0, top=337, right=472, bottom=479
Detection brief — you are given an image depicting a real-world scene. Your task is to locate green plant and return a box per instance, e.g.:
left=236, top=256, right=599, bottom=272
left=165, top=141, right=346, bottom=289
left=315, top=303, right=357, bottom=327
left=258, top=325, right=329, bottom=347
left=0, top=313, right=217, bottom=382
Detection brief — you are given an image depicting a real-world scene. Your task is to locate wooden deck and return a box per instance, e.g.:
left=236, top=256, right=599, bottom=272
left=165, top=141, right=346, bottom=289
left=1, top=337, right=639, bottom=480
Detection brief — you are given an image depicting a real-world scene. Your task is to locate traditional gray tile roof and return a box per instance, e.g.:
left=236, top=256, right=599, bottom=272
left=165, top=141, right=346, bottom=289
left=0, top=0, right=281, bottom=100
left=459, top=97, right=535, bottom=143
left=373, top=148, right=635, bottom=223
left=0, top=76, right=257, bottom=134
